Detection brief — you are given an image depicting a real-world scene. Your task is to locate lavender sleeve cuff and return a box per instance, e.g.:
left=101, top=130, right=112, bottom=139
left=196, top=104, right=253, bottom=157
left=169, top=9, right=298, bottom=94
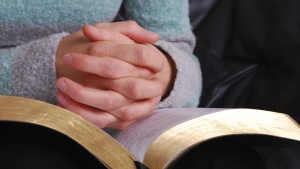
left=12, top=32, right=69, bottom=104
left=156, top=39, right=202, bottom=108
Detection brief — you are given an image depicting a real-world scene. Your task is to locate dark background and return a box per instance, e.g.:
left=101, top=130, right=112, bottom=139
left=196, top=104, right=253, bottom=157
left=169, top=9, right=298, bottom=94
left=189, top=0, right=300, bottom=124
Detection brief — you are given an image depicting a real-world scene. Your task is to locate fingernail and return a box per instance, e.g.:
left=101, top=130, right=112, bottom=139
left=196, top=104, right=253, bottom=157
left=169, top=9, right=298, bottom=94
left=156, top=96, right=161, bottom=103
left=63, top=54, right=73, bottom=65
left=57, top=93, right=67, bottom=106
left=88, top=25, right=100, bottom=34
left=57, top=80, right=67, bottom=92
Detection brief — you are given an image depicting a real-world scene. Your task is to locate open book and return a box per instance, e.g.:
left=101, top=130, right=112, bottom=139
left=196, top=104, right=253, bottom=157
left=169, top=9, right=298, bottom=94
left=0, top=95, right=300, bottom=169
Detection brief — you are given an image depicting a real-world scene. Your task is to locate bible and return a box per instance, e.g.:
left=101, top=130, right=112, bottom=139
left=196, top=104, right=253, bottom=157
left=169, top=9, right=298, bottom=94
left=0, top=95, right=300, bottom=169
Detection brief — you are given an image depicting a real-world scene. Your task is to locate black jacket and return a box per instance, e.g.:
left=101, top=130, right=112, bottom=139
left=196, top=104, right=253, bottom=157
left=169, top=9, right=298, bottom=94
left=190, top=1, right=300, bottom=168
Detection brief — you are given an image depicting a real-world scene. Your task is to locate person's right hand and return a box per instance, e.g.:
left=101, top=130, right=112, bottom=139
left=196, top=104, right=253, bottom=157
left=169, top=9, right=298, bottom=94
left=55, top=21, right=172, bottom=129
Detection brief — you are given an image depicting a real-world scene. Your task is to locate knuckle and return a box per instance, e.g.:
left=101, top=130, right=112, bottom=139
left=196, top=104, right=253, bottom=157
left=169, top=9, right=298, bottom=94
left=125, top=20, right=139, bottom=28
left=101, top=59, right=118, bottom=77
left=124, top=80, right=142, bottom=99
left=95, top=116, right=109, bottom=128
left=120, top=107, right=135, bottom=121
left=98, top=96, right=114, bottom=110
left=96, top=27, right=114, bottom=41
left=73, top=87, right=86, bottom=102
left=133, top=45, right=151, bottom=64
left=88, top=42, right=112, bottom=56
left=87, top=44, right=101, bottom=56
left=115, top=123, right=129, bottom=130
left=87, top=45, right=98, bottom=56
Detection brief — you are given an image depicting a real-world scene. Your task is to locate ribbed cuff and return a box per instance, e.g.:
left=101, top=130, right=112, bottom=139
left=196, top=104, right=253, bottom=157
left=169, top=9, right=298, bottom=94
left=12, top=32, right=69, bottom=104
left=155, top=40, right=202, bottom=108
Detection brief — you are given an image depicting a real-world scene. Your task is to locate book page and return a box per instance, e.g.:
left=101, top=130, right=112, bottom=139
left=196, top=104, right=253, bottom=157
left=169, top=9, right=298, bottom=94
left=144, top=109, right=300, bottom=169
left=112, top=108, right=225, bottom=162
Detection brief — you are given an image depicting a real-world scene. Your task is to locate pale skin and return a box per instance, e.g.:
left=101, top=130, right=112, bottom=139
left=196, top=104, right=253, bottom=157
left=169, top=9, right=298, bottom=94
left=55, top=21, right=176, bottom=130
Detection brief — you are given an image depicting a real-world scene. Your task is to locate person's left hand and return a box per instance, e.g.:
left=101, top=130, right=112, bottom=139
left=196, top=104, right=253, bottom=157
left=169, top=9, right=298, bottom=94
left=56, top=22, right=175, bottom=129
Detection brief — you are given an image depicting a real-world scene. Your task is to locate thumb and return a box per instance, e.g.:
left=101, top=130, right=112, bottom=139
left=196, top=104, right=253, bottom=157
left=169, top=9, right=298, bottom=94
left=83, top=21, right=159, bottom=44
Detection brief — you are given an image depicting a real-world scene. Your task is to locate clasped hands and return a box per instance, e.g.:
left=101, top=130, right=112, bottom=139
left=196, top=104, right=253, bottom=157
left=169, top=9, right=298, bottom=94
left=55, top=21, right=174, bottom=130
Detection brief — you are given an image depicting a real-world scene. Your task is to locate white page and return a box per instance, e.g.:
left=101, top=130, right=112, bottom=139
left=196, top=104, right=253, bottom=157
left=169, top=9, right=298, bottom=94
left=113, top=108, right=225, bottom=162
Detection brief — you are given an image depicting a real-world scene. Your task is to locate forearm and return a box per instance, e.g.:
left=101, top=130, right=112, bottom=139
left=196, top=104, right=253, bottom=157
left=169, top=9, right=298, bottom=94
left=0, top=32, right=68, bottom=104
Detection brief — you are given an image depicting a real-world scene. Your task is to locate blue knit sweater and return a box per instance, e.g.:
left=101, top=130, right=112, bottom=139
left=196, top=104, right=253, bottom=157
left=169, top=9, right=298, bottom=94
left=0, top=0, right=202, bottom=108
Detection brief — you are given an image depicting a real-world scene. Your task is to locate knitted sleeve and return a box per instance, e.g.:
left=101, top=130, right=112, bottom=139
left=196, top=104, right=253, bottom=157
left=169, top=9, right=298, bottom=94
left=0, top=0, right=121, bottom=104
left=0, top=32, right=69, bottom=104
left=122, top=0, right=202, bottom=108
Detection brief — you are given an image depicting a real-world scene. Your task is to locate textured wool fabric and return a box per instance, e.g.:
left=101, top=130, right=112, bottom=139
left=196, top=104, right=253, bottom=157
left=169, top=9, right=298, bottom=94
left=0, top=0, right=202, bottom=108
left=12, top=33, right=69, bottom=103
left=0, top=48, right=15, bottom=95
